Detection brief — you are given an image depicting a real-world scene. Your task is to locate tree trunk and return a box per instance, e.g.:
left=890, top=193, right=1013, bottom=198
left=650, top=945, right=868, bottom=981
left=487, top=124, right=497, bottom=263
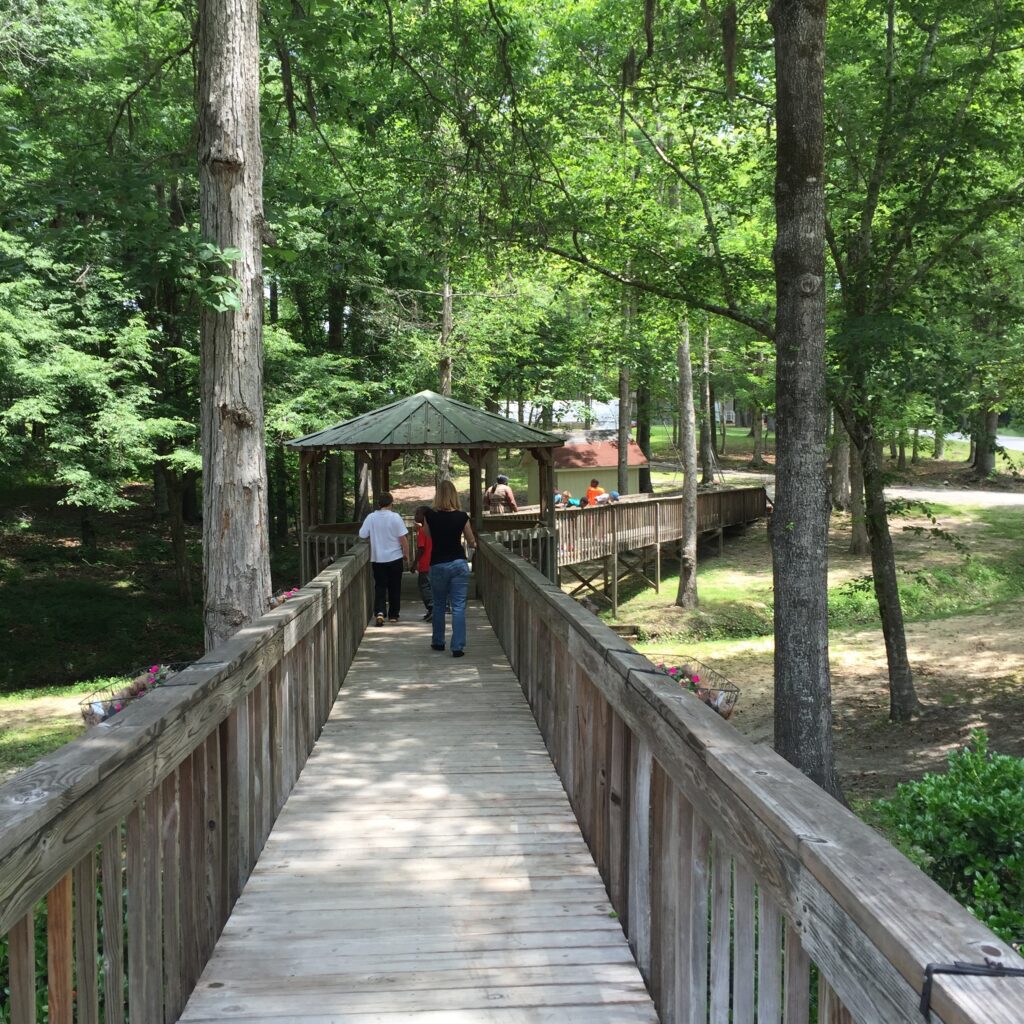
left=154, top=460, right=170, bottom=518
left=676, top=323, right=699, bottom=609
left=933, top=419, right=945, bottom=460
left=323, top=453, right=340, bottom=523
left=699, top=330, right=715, bottom=485
left=326, top=282, right=346, bottom=352
left=167, top=471, right=194, bottom=605
left=268, top=277, right=278, bottom=323
left=717, top=391, right=727, bottom=453
left=637, top=380, right=652, bottom=492
left=272, top=441, right=288, bottom=541
left=198, top=0, right=272, bottom=650
left=768, top=0, right=842, bottom=799
left=751, top=406, right=767, bottom=468
left=831, top=414, right=850, bottom=510
left=975, top=407, right=998, bottom=476
left=889, top=435, right=898, bottom=460
left=856, top=432, right=921, bottom=721
left=911, top=427, right=920, bottom=464
left=848, top=441, right=870, bottom=555
left=897, top=430, right=908, bottom=470
left=617, top=364, right=630, bottom=494
left=80, top=508, right=97, bottom=552
left=354, top=452, right=370, bottom=521
left=437, top=264, right=453, bottom=483
left=484, top=397, right=501, bottom=486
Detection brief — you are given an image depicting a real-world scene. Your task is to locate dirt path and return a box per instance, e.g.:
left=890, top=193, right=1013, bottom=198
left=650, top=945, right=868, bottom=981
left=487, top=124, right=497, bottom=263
left=681, top=602, right=1024, bottom=800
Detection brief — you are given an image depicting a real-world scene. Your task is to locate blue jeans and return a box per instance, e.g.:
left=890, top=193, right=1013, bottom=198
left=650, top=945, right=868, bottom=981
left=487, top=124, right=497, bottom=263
left=429, top=559, right=469, bottom=651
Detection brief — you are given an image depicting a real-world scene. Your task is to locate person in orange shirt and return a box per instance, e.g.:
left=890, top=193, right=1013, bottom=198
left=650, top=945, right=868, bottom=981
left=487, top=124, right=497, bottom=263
left=410, top=506, right=433, bottom=621
left=585, top=479, right=606, bottom=504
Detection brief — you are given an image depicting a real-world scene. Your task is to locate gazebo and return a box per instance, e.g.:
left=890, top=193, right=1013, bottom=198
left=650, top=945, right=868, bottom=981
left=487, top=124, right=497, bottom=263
left=287, top=391, right=564, bottom=582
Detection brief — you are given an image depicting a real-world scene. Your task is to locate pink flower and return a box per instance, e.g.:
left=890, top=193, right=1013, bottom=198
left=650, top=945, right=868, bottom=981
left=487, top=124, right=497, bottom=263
left=667, top=667, right=678, bottom=675
left=692, top=674, right=700, bottom=683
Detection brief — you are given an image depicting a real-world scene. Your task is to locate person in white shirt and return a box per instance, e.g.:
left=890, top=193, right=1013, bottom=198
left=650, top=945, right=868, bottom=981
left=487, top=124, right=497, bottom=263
left=358, top=491, right=410, bottom=626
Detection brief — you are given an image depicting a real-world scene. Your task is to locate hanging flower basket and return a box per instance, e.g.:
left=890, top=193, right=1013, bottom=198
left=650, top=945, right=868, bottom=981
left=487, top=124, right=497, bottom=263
left=651, top=655, right=740, bottom=720
left=80, top=663, right=191, bottom=726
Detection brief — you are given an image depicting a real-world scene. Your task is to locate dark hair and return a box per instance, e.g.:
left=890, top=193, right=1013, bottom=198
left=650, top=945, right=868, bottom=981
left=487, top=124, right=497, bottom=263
left=414, top=505, right=429, bottom=523
left=590, top=478, right=599, bottom=487
left=376, top=491, right=393, bottom=508
left=496, top=474, right=509, bottom=485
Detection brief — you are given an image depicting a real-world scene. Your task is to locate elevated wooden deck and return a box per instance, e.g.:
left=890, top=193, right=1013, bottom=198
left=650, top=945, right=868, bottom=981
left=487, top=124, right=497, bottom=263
left=179, top=589, right=658, bottom=1023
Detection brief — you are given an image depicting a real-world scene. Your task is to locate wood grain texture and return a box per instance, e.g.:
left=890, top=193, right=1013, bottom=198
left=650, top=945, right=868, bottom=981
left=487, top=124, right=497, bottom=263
left=475, top=536, right=1024, bottom=1024
left=9, top=910, right=36, bottom=1024
left=180, top=586, right=656, bottom=1023
left=73, top=851, right=99, bottom=1024
left=100, top=828, right=124, bottom=1024
left=46, top=873, right=72, bottom=1024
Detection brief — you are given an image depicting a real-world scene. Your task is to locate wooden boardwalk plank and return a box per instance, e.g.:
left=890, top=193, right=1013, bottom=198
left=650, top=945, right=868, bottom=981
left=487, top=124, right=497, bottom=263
left=180, top=592, right=658, bottom=1023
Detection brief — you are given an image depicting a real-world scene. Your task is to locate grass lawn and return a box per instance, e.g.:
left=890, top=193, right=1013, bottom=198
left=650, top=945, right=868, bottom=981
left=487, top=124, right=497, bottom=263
left=604, top=501, right=1024, bottom=799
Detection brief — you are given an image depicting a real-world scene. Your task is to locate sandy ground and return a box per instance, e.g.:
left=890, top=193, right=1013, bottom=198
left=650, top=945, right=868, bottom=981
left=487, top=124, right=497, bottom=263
left=676, top=602, right=1024, bottom=800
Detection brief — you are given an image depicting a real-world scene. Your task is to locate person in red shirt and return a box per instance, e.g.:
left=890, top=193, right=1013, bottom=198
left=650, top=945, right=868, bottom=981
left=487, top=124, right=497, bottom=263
left=410, top=506, right=433, bottom=620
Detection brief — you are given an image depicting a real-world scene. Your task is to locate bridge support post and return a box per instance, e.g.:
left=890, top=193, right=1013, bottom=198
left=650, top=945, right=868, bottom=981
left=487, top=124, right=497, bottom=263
left=654, top=508, right=661, bottom=593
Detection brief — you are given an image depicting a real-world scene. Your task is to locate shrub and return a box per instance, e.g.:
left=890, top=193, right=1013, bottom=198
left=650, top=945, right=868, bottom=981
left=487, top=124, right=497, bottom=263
left=875, top=731, right=1024, bottom=943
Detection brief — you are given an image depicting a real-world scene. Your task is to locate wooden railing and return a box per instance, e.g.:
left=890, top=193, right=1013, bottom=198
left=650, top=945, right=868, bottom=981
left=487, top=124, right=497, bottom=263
left=484, top=486, right=766, bottom=568
left=301, top=522, right=363, bottom=582
left=0, top=546, right=371, bottom=1024
left=475, top=535, right=1024, bottom=1024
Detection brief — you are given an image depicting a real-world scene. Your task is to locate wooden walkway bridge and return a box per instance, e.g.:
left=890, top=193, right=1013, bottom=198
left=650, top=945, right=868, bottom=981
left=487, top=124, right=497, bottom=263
left=304, top=486, right=768, bottom=611
left=1, top=538, right=1021, bottom=1024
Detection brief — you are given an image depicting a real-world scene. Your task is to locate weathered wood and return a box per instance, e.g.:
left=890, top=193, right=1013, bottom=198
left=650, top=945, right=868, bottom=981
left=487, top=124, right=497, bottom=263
left=476, top=535, right=1024, bottom=1024
left=47, top=872, right=73, bottom=1024
left=687, top=813, right=710, bottom=1024
left=100, top=827, right=125, bottom=1024
left=709, top=836, right=731, bottom=1024
left=9, top=910, right=36, bottom=1024
left=74, top=851, right=99, bottom=1024
left=181, top=597, right=656, bottom=1022
left=757, top=889, right=783, bottom=1024
left=144, top=786, right=163, bottom=1022
left=732, top=859, right=756, bottom=1024
left=162, top=771, right=182, bottom=1023
left=785, top=922, right=811, bottom=1024
left=626, top=740, right=652, bottom=980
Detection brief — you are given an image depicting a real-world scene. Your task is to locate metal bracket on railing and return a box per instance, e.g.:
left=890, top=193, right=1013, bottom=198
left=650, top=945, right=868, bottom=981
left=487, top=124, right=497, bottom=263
left=920, top=960, right=1024, bottom=1021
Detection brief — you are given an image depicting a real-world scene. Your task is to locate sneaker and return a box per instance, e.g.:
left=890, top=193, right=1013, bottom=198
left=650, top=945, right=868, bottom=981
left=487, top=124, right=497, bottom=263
left=388, top=617, right=399, bottom=623
left=422, top=611, right=433, bottom=621
left=375, top=614, right=384, bottom=627
left=452, top=650, right=465, bottom=658
left=430, top=643, right=445, bottom=651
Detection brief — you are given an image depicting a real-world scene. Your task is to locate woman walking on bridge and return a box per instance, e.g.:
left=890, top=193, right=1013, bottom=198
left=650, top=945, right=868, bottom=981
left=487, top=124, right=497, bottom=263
left=422, top=480, right=476, bottom=657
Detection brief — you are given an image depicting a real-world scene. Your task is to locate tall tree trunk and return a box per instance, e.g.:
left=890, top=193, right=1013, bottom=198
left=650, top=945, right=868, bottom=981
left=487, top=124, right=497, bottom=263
left=911, top=427, right=920, bottom=464
left=167, top=471, right=194, bottom=605
left=975, top=407, right=998, bottom=477
left=831, top=414, right=850, bottom=510
left=617, top=364, right=630, bottom=494
left=751, top=406, right=767, bottom=468
left=268, top=277, right=278, bottom=323
left=717, top=391, right=727, bottom=453
left=932, top=413, right=945, bottom=459
left=854, top=431, right=921, bottom=721
left=769, top=0, right=842, bottom=799
left=889, top=435, right=898, bottom=460
left=897, top=430, right=908, bottom=470
left=848, top=441, right=870, bottom=555
left=198, top=0, right=272, bottom=649
left=636, top=380, right=652, bottom=492
left=436, top=264, right=453, bottom=483
left=154, top=459, right=170, bottom=518
left=323, top=454, right=340, bottom=523
left=354, top=452, right=370, bottom=521
left=699, top=330, right=715, bottom=485
left=484, top=397, right=501, bottom=485
left=676, top=322, right=699, bottom=609
left=273, top=441, right=288, bottom=541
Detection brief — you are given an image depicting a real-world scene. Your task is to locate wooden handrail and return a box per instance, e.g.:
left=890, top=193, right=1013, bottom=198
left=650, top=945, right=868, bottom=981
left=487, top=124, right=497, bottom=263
left=475, top=535, right=1024, bottom=1024
left=0, top=546, right=372, bottom=1022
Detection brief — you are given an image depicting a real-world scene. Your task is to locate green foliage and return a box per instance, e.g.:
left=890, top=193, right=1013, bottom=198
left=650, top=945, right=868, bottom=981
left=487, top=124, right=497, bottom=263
left=875, top=732, right=1024, bottom=943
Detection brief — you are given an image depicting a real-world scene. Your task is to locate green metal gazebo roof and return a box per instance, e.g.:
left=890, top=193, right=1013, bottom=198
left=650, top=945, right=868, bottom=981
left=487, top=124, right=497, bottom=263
left=286, top=391, right=565, bottom=452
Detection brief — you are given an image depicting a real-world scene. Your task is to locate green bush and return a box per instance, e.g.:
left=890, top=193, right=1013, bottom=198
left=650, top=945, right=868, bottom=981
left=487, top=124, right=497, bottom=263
left=875, top=731, right=1024, bottom=943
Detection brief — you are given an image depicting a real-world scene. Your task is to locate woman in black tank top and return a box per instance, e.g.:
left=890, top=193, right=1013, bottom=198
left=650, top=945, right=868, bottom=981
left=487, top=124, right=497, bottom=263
left=422, top=480, right=476, bottom=657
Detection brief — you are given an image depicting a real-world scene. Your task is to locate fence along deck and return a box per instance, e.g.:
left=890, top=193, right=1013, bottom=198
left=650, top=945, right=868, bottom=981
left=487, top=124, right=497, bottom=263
left=2, top=534, right=1022, bottom=1023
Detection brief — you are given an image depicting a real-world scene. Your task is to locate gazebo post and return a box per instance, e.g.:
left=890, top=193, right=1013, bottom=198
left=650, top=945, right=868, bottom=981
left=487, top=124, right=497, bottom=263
left=309, top=453, right=322, bottom=528
left=298, top=451, right=311, bottom=584
left=457, top=449, right=485, bottom=534
left=355, top=451, right=370, bottom=520
left=531, top=447, right=558, bottom=582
